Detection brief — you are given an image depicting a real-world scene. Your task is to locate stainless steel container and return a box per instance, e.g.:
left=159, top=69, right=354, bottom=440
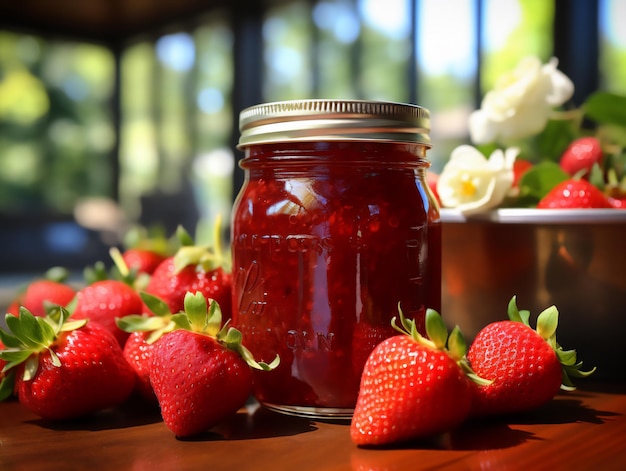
left=441, top=208, right=626, bottom=382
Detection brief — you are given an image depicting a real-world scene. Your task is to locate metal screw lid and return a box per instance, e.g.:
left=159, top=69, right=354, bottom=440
left=238, top=99, right=431, bottom=148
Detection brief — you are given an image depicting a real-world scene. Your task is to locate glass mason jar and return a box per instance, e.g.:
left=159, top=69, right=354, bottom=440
left=231, top=99, right=440, bottom=419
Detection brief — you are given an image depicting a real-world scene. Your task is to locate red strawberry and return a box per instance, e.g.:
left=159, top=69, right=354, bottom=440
left=559, top=136, right=603, bottom=177
left=122, top=331, right=158, bottom=403
left=71, top=279, right=144, bottom=346
left=122, top=248, right=167, bottom=275
left=19, top=279, right=76, bottom=317
left=5, top=300, right=20, bottom=316
left=537, top=179, right=612, bottom=209
left=608, top=196, right=626, bottom=209
left=350, top=307, right=488, bottom=446
left=513, top=159, right=533, bottom=188
left=121, top=224, right=175, bottom=275
left=6, top=268, right=76, bottom=317
left=467, top=296, right=595, bottom=418
left=604, top=169, right=626, bottom=209
left=144, top=225, right=232, bottom=320
left=149, top=292, right=278, bottom=437
left=0, top=307, right=135, bottom=419
left=116, top=293, right=177, bottom=403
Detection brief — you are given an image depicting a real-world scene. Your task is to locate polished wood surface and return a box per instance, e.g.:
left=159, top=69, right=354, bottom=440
left=1, top=382, right=625, bottom=471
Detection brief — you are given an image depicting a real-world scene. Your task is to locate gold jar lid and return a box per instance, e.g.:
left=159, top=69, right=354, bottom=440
left=238, top=99, right=430, bottom=148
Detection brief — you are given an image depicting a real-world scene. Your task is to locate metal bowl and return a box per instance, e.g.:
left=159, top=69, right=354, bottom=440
left=441, top=208, right=626, bottom=381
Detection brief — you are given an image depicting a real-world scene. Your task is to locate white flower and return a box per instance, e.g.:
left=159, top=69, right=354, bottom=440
left=469, top=57, right=574, bottom=144
left=437, top=145, right=519, bottom=215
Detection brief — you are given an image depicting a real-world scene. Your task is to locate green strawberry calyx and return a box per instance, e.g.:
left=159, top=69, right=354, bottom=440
left=0, top=306, right=87, bottom=400
left=173, top=215, right=232, bottom=274
left=116, top=292, right=178, bottom=344
left=171, top=291, right=279, bottom=372
left=108, top=246, right=152, bottom=291
left=392, top=304, right=491, bottom=386
left=507, top=296, right=596, bottom=391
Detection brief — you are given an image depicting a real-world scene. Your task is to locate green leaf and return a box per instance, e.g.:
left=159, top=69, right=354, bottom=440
left=109, top=247, right=130, bottom=277
left=535, top=117, right=579, bottom=162
left=23, top=355, right=40, bottom=381
left=507, top=296, right=523, bottom=324
left=59, top=319, right=88, bottom=333
left=556, top=348, right=577, bottom=366
left=47, top=349, right=61, bottom=368
left=221, top=326, right=242, bottom=349
left=205, top=300, right=223, bottom=337
left=0, top=328, right=22, bottom=349
left=424, top=309, right=447, bottom=349
left=518, top=161, right=569, bottom=202
left=116, top=314, right=166, bottom=333
left=140, top=292, right=173, bottom=316
left=0, top=370, right=16, bottom=402
left=518, top=309, right=531, bottom=326
left=176, top=225, right=196, bottom=247
left=0, top=349, right=33, bottom=365
left=171, top=312, right=192, bottom=331
left=8, top=310, right=42, bottom=349
left=44, top=266, right=70, bottom=283
left=583, top=91, right=626, bottom=127
left=174, top=246, right=214, bottom=274
left=589, top=163, right=606, bottom=189
left=598, top=125, right=626, bottom=149
left=446, top=326, right=467, bottom=360
left=536, top=305, right=559, bottom=341
left=183, top=292, right=211, bottom=332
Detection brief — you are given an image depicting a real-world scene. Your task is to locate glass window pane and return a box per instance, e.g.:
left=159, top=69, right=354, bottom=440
left=358, top=0, right=412, bottom=102
left=263, top=0, right=313, bottom=101
left=481, top=0, right=554, bottom=91
left=313, top=0, right=360, bottom=98
left=0, top=31, right=115, bottom=214
left=156, top=32, right=195, bottom=193
left=416, top=0, right=477, bottom=171
left=193, top=13, right=236, bottom=242
left=120, top=42, right=159, bottom=219
left=600, top=0, right=626, bottom=94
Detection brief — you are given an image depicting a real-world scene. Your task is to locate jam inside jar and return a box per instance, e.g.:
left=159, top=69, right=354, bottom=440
left=231, top=100, right=440, bottom=419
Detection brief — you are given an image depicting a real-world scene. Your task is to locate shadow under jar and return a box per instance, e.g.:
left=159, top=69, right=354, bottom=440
left=231, top=100, right=441, bottom=419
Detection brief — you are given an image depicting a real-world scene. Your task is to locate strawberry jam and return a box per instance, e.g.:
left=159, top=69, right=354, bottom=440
left=232, top=100, right=440, bottom=418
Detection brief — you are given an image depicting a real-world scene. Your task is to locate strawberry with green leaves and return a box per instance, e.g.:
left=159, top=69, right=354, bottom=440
left=537, top=178, right=612, bottom=209
left=122, top=249, right=168, bottom=277
left=71, top=279, right=144, bottom=347
left=144, top=223, right=232, bottom=321
left=513, top=159, right=533, bottom=188
left=0, top=307, right=135, bottom=419
left=116, top=293, right=178, bottom=403
left=559, top=136, right=603, bottom=178
left=6, top=267, right=76, bottom=317
left=350, top=307, right=489, bottom=447
left=149, top=292, right=278, bottom=438
left=119, top=225, right=174, bottom=276
left=467, top=296, right=595, bottom=418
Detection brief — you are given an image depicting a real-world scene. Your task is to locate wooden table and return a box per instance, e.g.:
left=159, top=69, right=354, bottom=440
left=1, top=381, right=625, bottom=471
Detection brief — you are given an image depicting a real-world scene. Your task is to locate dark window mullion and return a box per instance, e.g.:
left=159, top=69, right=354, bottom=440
left=553, top=0, right=599, bottom=107
left=474, top=0, right=484, bottom=109
left=230, top=0, right=264, bottom=198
